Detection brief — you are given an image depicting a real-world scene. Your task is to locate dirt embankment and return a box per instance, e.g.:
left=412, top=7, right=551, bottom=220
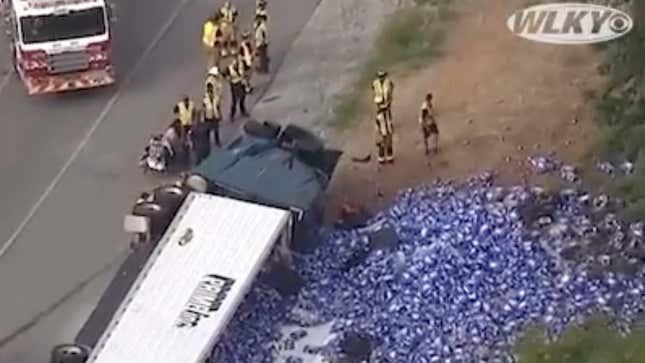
left=327, top=0, right=606, bottom=215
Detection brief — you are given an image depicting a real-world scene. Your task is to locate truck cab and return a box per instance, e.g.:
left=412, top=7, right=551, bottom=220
left=3, top=0, right=115, bottom=95
left=49, top=122, right=342, bottom=363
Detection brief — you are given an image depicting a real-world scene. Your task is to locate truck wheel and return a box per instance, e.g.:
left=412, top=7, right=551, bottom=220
left=50, top=344, right=89, bottom=363
left=153, top=185, right=188, bottom=214
left=132, top=202, right=172, bottom=240
left=279, top=124, right=323, bottom=154
left=243, top=119, right=281, bottom=140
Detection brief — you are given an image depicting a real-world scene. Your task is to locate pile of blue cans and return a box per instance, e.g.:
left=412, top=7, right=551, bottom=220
left=212, top=174, right=645, bottom=362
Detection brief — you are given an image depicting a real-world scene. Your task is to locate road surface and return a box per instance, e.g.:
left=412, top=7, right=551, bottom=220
left=0, top=0, right=320, bottom=361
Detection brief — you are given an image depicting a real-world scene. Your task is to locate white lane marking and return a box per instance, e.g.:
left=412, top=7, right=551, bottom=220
left=0, top=0, right=194, bottom=259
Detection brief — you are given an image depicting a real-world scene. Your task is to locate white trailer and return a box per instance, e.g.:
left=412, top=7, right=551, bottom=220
left=85, top=192, right=292, bottom=363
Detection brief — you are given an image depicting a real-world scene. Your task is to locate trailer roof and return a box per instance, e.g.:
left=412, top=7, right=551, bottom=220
left=87, top=192, right=290, bottom=363
left=14, top=0, right=105, bottom=17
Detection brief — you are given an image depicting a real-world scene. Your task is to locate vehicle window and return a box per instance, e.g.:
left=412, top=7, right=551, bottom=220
left=19, top=7, right=106, bottom=44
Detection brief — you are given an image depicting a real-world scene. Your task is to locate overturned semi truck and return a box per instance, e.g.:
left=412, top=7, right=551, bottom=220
left=49, top=121, right=341, bottom=363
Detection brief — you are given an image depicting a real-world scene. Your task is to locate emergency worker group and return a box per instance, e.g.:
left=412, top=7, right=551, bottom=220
left=146, top=0, right=270, bottom=169
left=143, top=0, right=441, bottom=173
left=370, top=70, right=439, bottom=165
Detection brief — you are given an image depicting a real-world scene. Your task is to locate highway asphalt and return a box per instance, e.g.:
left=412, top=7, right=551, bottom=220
left=0, top=0, right=320, bottom=361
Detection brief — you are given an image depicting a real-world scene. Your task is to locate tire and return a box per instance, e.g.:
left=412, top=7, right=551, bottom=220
left=153, top=185, right=188, bottom=214
left=243, top=119, right=281, bottom=140
left=50, top=344, right=89, bottom=363
left=132, top=202, right=172, bottom=239
left=279, top=124, right=323, bottom=154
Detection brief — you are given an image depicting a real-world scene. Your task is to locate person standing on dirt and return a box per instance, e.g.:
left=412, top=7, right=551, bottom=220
left=419, top=92, right=439, bottom=156
left=202, top=82, right=222, bottom=147
left=371, top=70, right=394, bottom=124
left=375, top=104, right=394, bottom=164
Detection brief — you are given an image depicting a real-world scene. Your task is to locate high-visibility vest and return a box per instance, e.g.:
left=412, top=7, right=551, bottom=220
left=240, top=41, right=253, bottom=66
left=202, top=20, right=215, bottom=48
left=254, top=21, right=268, bottom=46
left=205, top=75, right=223, bottom=100
left=372, top=78, right=393, bottom=106
left=420, top=100, right=436, bottom=126
left=176, top=100, right=195, bottom=126
left=221, top=5, right=237, bottom=23
left=255, top=7, right=268, bottom=21
left=203, top=94, right=221, bottom=120
left=228, top=60, right=244, bottom=84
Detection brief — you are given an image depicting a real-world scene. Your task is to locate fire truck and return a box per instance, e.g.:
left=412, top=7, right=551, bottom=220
left=2, top=0, right=115, bottom=95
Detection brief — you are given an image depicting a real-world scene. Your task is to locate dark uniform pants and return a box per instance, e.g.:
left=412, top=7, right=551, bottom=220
left=205, top=117, right=221, bottom=146
left=242, top=63, right=252, bottom=93
left=377, top=132, right=394, bottom=163
left=229, top=82, right=247, bottom=120
left=256, top=44, right=269, bottom=73
left=422, top=121, right=439, bottom=154
left=194, top=144, right=211, bottom=165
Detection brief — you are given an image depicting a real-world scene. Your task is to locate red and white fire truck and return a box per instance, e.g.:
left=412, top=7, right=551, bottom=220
left=3, top=0, right=115, bottom=95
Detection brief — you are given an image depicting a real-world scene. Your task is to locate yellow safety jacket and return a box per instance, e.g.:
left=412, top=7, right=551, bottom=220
left=202, top=20, right=215, bottom=48
left=240, top=40, right=253, bottom=67
left=375, top=108, right=393, bottom=136
left=254, top=21, right=268, bottom=46
left=176, top=100, right=195, bottom=126
left=203, top=94, right=221, bottom=120
left=372, top=78, right=393, bottom=107
left=205, top=75, right=223, bottom=100
left=228, top=60, right=244, bottom=84
left=419, top=100, right=436, bottom=126
left=255, top=7, right=268, bottom=21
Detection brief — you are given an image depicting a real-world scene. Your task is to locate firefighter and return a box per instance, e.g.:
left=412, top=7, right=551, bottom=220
left=219, top=1, right=238, bottom=56
left=371, top=70, right=394, bottom=122
left=374, top=106, right=394, bottom=164
left=202, top=81, right=222, bottom=147
left=204, top=66, right=223, bottom=105
left=174, top=95, right=196, bottom=137
left=419, top=92, right=439, bottom=155
left=220, top=1, right=238, bottom=24
left=226, top=57, right=248, bottom=121
left=253, top=12, right=269, bottom=73
left=189, top=111, right=213, bottom=165
left=255, top=0, right=268, bottom=20
left=239, top=31, right=254, bottom=94
left=210, top=12, right=228, bottom=59
left=202, top=14, right=217, bottom=68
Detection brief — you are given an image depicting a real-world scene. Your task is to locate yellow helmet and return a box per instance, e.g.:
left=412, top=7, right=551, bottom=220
left=377, top=70, right=387, bottom=78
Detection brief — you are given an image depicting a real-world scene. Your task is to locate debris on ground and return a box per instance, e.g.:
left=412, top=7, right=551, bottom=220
left=211, top=175, right=645, bottom=363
